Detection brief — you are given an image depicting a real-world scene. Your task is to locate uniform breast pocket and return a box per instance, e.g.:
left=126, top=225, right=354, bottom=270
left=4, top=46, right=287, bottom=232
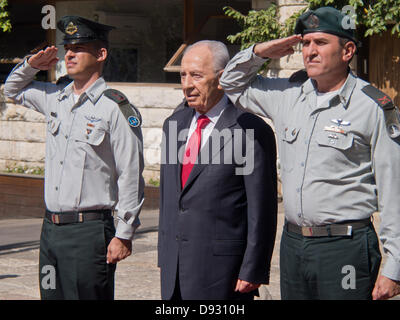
left=316, top=131, right=354, bottom=151
left=73, top=128, right=106, bottom=147
left=46, top=118, right=61, bottom=159
left=280, top=125, right=300, bottom=173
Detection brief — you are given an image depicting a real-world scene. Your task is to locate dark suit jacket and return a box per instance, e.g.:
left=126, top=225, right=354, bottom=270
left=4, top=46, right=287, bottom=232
left=158, top=100, right=277, bottom=300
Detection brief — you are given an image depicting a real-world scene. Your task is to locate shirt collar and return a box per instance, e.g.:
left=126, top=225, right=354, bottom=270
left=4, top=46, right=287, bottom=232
left=301, top=70, right=357, bottom=109
left=57, top=77, right=107, bottom=105
left=337, top=71, right=357, bottom=109
left=195, top=94, right=228, bottom=124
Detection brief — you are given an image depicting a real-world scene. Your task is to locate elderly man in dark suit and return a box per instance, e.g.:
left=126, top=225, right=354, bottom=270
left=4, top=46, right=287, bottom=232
left=157, top=40, right=278, bottom=300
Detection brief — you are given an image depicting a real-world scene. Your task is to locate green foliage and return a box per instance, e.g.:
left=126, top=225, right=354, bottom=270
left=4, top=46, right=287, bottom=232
left=148, top=178, right=160, bottom=187
left=224, top=0, right=400, bottom=50
left=0, top=0, right=11, bottom=33
left=363, top=0, right=400, bottom=37
left=4, top=166, right=45, bottom=176
left=224, top=5, right=284, bottom=50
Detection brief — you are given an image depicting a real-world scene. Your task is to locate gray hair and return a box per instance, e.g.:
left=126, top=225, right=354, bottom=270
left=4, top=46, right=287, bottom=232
left=183, top=40, right=230, bottom=72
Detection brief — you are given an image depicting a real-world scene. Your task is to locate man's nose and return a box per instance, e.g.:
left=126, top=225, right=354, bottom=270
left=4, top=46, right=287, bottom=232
left=305, top=41, right=318, bottom=56
left=181, top=76, right=193, bottom=89
left=64, top=49, right=74, bottom=59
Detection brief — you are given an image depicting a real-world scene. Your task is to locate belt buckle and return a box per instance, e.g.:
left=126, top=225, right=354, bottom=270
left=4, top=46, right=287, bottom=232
left=78, top=212, right=83, bottom=223
left=302, top=226, right=313, bottom=237
left=346, top=225, right=353, bottom=236
left=51, top=214, right=60, bottom=224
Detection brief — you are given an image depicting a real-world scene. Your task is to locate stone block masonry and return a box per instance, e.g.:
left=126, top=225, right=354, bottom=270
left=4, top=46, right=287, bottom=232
left=0, top=83, right=182, bottom=183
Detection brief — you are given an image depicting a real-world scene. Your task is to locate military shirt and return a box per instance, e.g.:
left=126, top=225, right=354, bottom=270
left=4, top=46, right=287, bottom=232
left=220, top=45, right=400, bottom=280
left=4, top=60, right=145, bottom=240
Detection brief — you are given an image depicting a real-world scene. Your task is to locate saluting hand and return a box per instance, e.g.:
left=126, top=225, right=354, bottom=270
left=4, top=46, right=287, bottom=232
left=106, top=237, right=132, bottom=264
left=253, top=35, right=302, bottom=59
left=27, top=46, right=59, bottom=70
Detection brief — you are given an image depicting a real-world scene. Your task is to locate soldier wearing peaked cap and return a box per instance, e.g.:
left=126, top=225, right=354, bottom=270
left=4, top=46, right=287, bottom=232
left=4, top=16, right=144, bottom=300
left=220, top=6, right=400, bottom=300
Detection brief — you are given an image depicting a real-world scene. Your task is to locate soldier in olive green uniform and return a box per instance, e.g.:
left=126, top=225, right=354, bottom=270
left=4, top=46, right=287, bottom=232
left=4, top=16, right=144, bottom=299
left=220, top=7, right=400, bottom=299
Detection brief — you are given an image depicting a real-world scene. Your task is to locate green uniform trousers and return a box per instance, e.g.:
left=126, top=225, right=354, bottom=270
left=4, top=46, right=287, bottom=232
left=280, top=223, right=381, bottom=300
left=39, top=214, right=116, bottom=300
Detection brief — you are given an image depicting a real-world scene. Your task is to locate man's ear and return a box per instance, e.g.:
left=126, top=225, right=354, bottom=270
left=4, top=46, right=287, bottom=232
left=343, top=41, right=356, bottom=63
left=217, top=69, right=224, bottom=90
left=97, top=48, right=107, bottom=62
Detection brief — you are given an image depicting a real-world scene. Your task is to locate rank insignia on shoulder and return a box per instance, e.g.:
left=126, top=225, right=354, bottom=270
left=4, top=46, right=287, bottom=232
left=362, top=85, right=400, bottom=140
left=104, top=89, right=128, bottom=105
left=361, top=85, right=394, bottom=110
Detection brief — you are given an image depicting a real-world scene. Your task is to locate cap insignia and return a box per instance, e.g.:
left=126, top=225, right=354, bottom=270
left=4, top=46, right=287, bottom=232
left=65, top=22, right=78, bottom=35
left=305, top=14, right=319, bottom=29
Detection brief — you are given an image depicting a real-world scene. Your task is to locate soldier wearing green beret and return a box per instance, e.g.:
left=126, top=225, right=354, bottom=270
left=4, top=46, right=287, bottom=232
left=220, top=6, right=400, bottom=299
left=4, top=16, right=144, bottom=299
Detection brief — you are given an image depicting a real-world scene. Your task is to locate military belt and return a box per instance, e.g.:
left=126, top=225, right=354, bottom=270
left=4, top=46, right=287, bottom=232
left=286, top=218, right=371, bottom=237
left=45, top=209, right=112, bottom=225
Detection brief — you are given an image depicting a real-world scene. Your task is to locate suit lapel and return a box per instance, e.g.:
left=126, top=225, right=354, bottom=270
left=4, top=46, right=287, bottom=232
left=181, top=102, right=237, bottom=194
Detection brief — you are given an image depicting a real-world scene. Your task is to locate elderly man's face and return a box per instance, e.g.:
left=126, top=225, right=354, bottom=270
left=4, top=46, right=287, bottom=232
left=180, top=46, right=224, bottom=114
left=302, top=32, right=352, bottom=83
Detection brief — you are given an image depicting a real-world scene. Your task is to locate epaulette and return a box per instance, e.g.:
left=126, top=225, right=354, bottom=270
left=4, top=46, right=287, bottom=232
left=362, top=85, right=400, bottom=140
left=289, top=70, right=309, bottom=83
left=103, top=89, right=142, bottom=128
left=361, top=85, right=395, bottom=111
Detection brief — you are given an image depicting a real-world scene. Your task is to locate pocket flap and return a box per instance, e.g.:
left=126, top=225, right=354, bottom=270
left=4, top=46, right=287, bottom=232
left=282, top=126, right=300, bottom=143
left=47, top=119, right=61, bottom=135
left=317, top=132, right=354, bottom=150
left=74, top=129, right=106, bottom=146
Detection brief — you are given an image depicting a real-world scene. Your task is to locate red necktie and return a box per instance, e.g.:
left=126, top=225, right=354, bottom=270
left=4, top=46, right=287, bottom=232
left=181, top=115, right=211, bottom=188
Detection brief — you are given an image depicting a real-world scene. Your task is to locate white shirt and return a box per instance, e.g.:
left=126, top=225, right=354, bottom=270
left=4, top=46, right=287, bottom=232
left=185, top=94, right=228, bottom=150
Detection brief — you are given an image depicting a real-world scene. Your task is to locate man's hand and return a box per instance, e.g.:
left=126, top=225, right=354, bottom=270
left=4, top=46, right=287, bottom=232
left=27, top=46, right=59, bottom=70
left=253, top=35, right=302, bottom=59
left=106, top=237, right=132, bottom=264
left=372, top=275, right=400, bottom=300
left=234, top=279, right=261, bottom=293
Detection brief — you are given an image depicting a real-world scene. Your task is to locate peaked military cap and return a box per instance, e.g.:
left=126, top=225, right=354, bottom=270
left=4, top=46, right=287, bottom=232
left=57, top=16, right=115, bottom=45
left=294, top=7, right=357, bottom=44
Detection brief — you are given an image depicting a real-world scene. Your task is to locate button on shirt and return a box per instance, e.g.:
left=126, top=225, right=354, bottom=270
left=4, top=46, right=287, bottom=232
left=220, top=45, right=400, bottom=280
left=4, top=60, right=145, bottom=240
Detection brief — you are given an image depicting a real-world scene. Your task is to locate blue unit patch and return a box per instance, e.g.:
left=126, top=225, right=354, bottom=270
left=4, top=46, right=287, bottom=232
left=128, top=115, right=140, bottom=127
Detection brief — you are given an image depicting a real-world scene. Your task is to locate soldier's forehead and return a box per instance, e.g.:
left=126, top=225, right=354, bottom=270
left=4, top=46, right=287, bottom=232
left=303, top=32, right=339, bottom=40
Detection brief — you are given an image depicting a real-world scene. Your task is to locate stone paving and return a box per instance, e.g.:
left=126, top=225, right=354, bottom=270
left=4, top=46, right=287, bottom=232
left=0, top=203, right=393, bottom=300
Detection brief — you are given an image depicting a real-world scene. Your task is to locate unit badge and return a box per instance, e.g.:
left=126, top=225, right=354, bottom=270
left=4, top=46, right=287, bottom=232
left=66, top=22, right=78, bottom=35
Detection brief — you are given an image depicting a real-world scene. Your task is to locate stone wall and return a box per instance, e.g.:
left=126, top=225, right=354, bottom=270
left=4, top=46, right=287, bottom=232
left=0, top=83, right=183, bottom=183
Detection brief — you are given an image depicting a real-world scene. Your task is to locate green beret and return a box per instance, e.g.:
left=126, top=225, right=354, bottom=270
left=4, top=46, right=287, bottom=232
left=294, top=7, right=357, bottom=44
left=57, top=16, right=115, bottom=45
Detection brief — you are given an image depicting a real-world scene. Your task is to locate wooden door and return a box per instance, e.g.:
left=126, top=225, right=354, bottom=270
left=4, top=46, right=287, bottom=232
left=369, top=31, right=400, bottom=106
